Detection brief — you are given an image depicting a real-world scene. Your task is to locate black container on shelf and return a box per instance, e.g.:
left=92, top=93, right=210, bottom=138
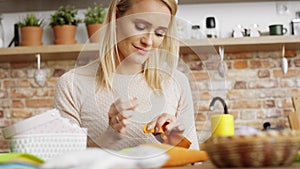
left=205, top=16, right=218, bottom=38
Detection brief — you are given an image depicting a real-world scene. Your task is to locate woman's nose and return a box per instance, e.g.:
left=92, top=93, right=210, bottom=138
left=141, top=33, right=153, bottom=47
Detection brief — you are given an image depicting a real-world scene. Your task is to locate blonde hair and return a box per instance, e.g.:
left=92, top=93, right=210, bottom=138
left=96, top=0, right=179, bottom=91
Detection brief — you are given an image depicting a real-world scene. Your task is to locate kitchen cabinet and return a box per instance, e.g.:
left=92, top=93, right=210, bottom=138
left=0, top=0, right=286, bottom=13
left=0, top=35, right=299, bottom=63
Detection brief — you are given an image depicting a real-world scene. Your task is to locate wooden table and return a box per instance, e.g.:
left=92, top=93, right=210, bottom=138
left=163, top=162, right=300, bottom=169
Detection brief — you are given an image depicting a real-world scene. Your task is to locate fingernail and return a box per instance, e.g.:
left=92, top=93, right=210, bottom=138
left=147, top=125, right=153, bottom=131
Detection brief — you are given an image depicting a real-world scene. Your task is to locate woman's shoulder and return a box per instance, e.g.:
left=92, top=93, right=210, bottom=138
left=57, top=60, right=99, bottom=87
left=59, top=60, right=99, bottom=80
left=173, top=69, right=189, bottom=82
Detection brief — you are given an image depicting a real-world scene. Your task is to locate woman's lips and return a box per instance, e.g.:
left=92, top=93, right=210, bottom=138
left=134, top=45, right=149, bottom=55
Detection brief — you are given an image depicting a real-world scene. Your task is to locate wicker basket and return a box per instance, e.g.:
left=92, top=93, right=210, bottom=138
left=203, top=130, right=300, bottom=168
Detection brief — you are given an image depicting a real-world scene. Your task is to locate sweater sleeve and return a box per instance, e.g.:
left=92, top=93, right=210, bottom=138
left=53, top=71, right=82, bottom=126
left=175, top=71, right=200, bottom=150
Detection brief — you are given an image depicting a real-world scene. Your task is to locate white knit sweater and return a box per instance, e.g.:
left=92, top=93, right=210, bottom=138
left=54, top=60, right=199, bottom=150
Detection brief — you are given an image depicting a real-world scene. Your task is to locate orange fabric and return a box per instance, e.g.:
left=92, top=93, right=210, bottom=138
left=141, top=143, right=209, bottom=167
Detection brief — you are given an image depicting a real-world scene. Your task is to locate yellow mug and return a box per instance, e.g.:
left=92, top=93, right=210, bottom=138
left=211, top=114, right=234, bottom=137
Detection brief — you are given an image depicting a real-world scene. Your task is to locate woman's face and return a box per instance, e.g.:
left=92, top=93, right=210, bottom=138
left=116, top=0, right=171, bottom=66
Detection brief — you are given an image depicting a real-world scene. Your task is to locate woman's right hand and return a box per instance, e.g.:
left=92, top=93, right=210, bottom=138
left=108, top=98, right=137, bottom=134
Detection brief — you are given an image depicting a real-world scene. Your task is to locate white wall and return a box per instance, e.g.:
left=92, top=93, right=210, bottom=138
left=1, top=1, right=300, bottom=47
left=177, top=1, right=300, bottom=38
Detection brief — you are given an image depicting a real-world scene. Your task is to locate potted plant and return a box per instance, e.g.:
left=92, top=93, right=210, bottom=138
left=84, top=3, right=106, bottom=43
left=18, top=13, right=44, bottom=46
left=49, top=5, right=81, bottom=44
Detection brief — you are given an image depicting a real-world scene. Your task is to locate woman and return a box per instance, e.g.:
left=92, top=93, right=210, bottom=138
left=54, top=0, right=199, bottom=150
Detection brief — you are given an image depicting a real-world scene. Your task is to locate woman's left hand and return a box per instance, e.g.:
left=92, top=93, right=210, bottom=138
left=146, top=113, right=185, bottom=140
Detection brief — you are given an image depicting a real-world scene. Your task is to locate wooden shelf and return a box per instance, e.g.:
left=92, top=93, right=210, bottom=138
left=0, top=43, right=99, bottom=62
left=180, top=35, right=300, bottom=54
left=0, top=35, right=300, bottom=63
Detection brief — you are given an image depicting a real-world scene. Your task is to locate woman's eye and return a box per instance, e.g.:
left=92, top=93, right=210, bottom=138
left=155, top=30, right=166, bottom=37
left=135, top=23, right=146, bottom=31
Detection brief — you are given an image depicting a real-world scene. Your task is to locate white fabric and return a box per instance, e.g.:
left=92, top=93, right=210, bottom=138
left=40, top=146, right=169, bottom=169
left=54, top=60, right=199, bottom=150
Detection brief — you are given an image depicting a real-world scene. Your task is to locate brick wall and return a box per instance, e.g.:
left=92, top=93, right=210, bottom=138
left=0, top=50, right=299, bottom=151
left=181, top=50, right=300, bottom=142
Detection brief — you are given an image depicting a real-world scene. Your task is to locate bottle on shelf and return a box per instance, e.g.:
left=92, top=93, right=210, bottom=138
left=205, top=16, right=218, bottom=38
left=0, top=14, right=4, bottom=48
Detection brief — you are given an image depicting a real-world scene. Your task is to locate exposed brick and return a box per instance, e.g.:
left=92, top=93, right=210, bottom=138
left=3, top=80, right=12, bottom=88
left=227, top=90, right=244, bottom=100
left=294, top=59, right=300, bottom=67
left=0, top=100, right=10, bottom=108
left=204, top=61, right=218, bottom=70
left=0, top=119, right=10, bottom=128
left=257, top=70, right=270, bottom=78
left=10, top=88, right=34, bottom=98
left=260, top=59, right=272, bottom=68
left=5, top=79, right=31, bottom=88
left=53, top=68, right=66, bottom=77
left=194, top=113, right=206, bottom=121
left=258, top=51, right=280, bottom=59
left=46, top=77, right=59, bottom=87
left=233, top=60, right=248, bottom=69
left=263, top=99, right=275, bottom=108
left=233, top=81, right=247, bottom=89
left=0, top=69, right=9, bottom=79
left=198, top=91, right=212, bottom=100
left=278, top=98, right=293, bottom=109
left=0, top=63, right=10, bottom=69
left=285, top=50, right=297, bottom=58
left=280, top=79, right=296, bottom=88
left=249, top=60, right=262, bottom=69
left=0, top=90, right=8, bottom=99
left=11, top=100, right=24, bottom=108
left=189, top=61, right=204, bottom=71
left=273, top=69, right=299, bottom=78
left=227, top=52, right=253, bottom=59
left=248, top=79, right=278, bottom=89
left=227, top=70, right=257, bottom=80
left=25, top=99, right=53, bottom=108
left=48, top=88, right=56, bottom=97
left=240, top=111, right=257, bottom=120
left=231, top=100, right=262, bottom=109
left=190, top=72, right=209, bottom=81
left=11, top=69, right=27, bottom=78
left=33, top=89, right=49, bottom=97
left=265, top=109, right=283, bottom=118
left=10, top=109, right=32, bottom=118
